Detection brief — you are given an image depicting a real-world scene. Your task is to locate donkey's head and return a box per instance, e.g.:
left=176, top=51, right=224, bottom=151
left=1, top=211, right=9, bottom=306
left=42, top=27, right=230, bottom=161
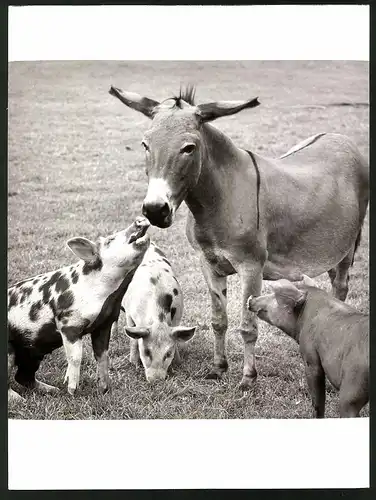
left=109, top=85, right=260, bottom=228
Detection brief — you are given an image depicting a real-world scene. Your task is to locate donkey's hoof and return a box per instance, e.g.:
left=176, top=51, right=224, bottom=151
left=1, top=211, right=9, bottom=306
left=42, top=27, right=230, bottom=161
left=205, top=369, right=225, bottom=380
left=239, top=375, right=257, bottom=392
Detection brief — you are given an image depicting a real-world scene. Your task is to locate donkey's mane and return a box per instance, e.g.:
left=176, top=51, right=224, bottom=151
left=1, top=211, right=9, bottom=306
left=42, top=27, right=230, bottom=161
left=173, top=84, right=196, bottom=107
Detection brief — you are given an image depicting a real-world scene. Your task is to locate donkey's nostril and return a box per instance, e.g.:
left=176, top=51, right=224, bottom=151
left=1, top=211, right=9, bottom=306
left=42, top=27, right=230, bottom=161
left=143, top=201, right=170, bottom=217
left=160, top=202, right=170, bottom=218
left=142, top=205, right=148, bottom=218
left=142, top=200, right=172, bottom=228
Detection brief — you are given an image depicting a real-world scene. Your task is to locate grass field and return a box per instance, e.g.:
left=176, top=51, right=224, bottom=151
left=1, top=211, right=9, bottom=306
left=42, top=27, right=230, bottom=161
left=8, top=61, right=369, bottom=419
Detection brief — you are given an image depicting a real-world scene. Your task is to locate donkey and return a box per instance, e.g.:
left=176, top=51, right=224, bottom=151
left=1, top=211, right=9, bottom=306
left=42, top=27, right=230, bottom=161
left=109, top=85, right=369, bottom=391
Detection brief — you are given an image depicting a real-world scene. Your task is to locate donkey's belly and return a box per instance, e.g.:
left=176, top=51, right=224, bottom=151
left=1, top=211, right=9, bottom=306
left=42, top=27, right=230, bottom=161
left=263, top=258, right=329, bottom=281
left=265, top=225, right=357, bottom=279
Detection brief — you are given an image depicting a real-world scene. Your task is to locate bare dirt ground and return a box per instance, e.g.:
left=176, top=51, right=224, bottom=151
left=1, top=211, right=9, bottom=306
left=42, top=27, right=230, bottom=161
left=8, top=61, right=369, bottom=419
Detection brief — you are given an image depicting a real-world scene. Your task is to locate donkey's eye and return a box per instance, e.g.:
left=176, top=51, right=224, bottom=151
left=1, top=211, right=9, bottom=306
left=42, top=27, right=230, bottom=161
left=144, top=348, right=152, bottom=359
left=180, top=143, right=196, bottom=155
left=141, top=141, right=150, bottom=152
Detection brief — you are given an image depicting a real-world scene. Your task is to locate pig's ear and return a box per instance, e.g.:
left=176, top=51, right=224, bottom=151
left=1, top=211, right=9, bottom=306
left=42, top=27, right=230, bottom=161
left=67, top=237, right=99, bottom=262
left=172, top=326, right=196, bottom=342
left=124, top=326, right=151, bottom=340
left=302, top=274, right=317, bottom=287
left=273, top=281, right=307, bottom=309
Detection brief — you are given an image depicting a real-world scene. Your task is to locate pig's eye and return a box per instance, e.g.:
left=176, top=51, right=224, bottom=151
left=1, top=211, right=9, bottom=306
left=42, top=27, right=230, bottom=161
left=103, top=235, right=115, bottom=247
left=163, top=350, right=173, bottom=361
left=141, top=140, right=150, bottom=153
left=144, top=348, right=152, bottom=359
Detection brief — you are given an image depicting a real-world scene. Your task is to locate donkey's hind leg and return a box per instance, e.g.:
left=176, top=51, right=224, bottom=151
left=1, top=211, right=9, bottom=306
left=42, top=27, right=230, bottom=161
left=329, top=249, right=355, bottom=302
left=327, top=268, right=336, bottom=286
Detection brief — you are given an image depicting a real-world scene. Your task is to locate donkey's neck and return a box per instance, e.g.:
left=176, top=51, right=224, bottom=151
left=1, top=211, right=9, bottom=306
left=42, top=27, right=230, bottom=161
left=185, top=123, right=251, bottom=217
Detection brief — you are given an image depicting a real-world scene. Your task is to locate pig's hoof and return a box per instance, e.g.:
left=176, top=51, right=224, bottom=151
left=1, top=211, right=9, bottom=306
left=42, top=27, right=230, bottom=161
left=40, top=384, right=60, bottom=394
left=8, top=388, right=25, bottom=403
left=34, top=379, right=60, bottom=394
left=67, top=386, right=77, bottom=396
left=172, top=357, right=182, bottom=368
left=99, top=384, right=109, bottom=394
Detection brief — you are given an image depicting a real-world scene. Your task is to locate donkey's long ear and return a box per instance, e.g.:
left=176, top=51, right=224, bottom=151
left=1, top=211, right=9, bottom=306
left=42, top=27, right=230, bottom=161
left=109, top=86, right=160, bottom=119
left=196, top=97, right=260, bottom=123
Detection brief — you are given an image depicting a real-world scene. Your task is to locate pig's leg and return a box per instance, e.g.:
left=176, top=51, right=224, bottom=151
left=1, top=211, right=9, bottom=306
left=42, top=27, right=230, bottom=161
left=339, top=399, right=362, bottom=418
left=15, top=355, right=59, bottom=394
left=126, top=315, right=141, bottom=366
left=8, top=387, right=25, bottom=402
left=8, top=353, right=25, bottom=402
left=91, top=324, right=111, bottom=394
left=111, top=320, right=118, bottom=338
left=172, top=346, right=181, bottom=366
left=339, top=374, right=368, bottom=418
left=61, top=335, right=83, bottom=395
left=129, top=340, right=140, bottom=367
left=304, top=359, right=326, bottom=418
left=34, top=379, right=60, bottom=394
left=107, top=321, right=119, bottom=371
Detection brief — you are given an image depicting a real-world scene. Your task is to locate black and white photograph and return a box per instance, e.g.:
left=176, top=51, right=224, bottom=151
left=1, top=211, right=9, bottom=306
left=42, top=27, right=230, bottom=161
left=6, top=4, right=370, bottom=490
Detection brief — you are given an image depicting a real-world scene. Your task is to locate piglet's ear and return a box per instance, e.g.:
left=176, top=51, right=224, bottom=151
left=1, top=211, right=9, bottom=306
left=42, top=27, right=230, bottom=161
left=172, top=326, right=196, bottom=342
left=302, top=274, right=317, bottom=287
left=67, top=237, right=99, bottom=262
left=125, top=326, right=151, bottom=340
left=273, top=280, right=307, bottom=308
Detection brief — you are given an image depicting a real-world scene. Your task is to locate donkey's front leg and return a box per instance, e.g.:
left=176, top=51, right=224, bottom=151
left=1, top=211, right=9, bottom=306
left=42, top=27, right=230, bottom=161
left=201, top=257, right=228, bottom=379
left=237, top=264, right=263, bottom=391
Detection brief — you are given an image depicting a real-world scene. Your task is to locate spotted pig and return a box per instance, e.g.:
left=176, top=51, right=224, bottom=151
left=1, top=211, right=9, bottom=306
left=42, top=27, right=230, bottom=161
left=8, top=217, right=150, bottom=401
left=247, top=276, right=369, bottom=418
left=114, top=241, right=196, bottom=383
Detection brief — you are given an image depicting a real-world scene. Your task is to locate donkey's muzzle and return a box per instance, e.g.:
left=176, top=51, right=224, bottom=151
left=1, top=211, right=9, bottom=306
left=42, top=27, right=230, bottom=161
left=142, top=201, right=172, bottom=228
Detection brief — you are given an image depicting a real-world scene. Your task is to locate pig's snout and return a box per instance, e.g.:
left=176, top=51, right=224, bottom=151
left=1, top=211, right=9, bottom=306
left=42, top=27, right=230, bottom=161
left=247, top=295, right=259, bottom=312
left=128, top=217, right=150, bottom=244
left=135, top=216, right=150, bottom=229
left=145, top=369, right=168, bottom=384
